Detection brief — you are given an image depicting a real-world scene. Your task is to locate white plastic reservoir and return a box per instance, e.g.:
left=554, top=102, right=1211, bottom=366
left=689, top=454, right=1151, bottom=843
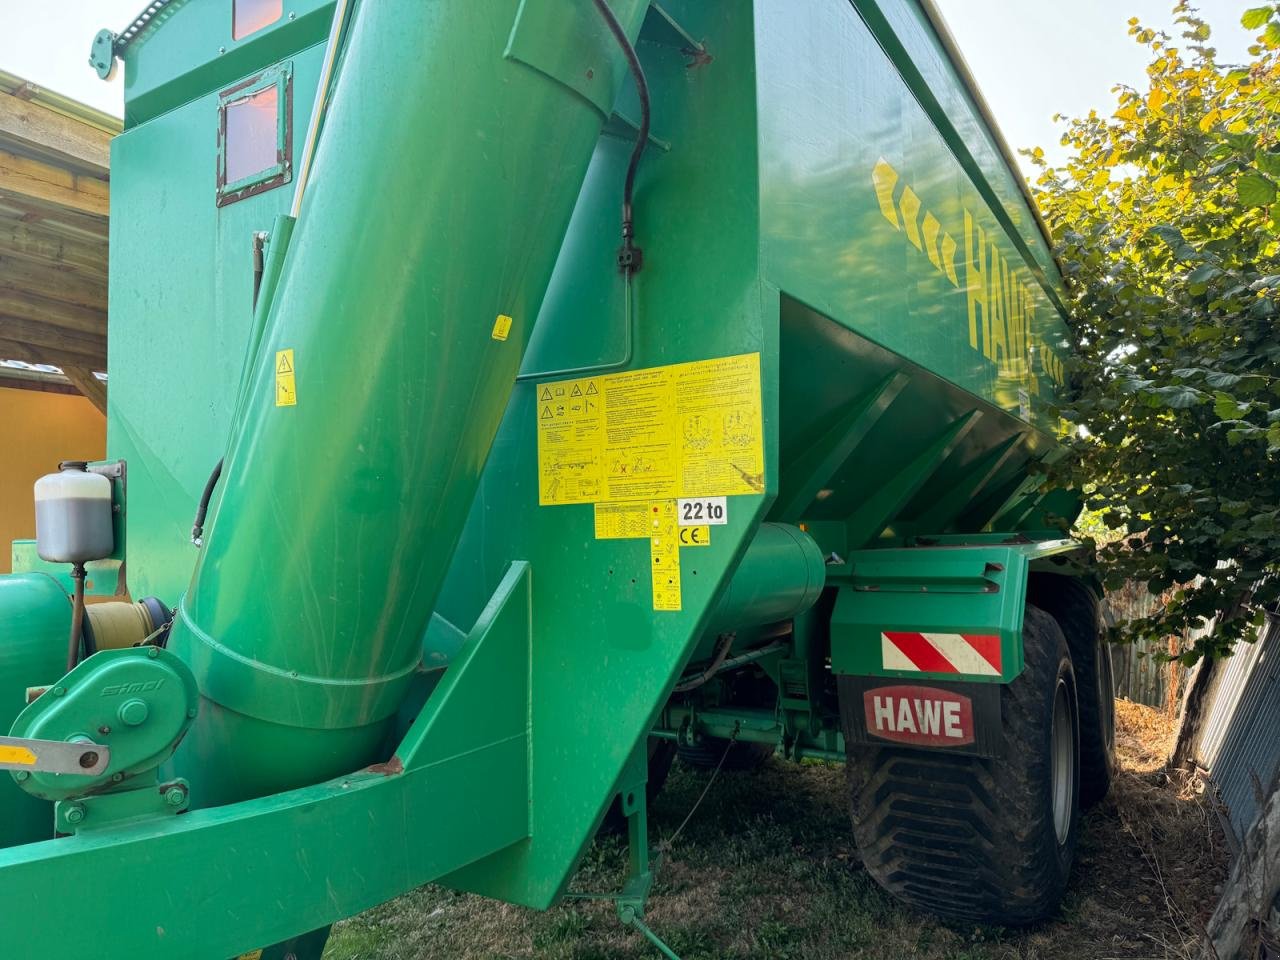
left=34, top=462, right=114, bottom=564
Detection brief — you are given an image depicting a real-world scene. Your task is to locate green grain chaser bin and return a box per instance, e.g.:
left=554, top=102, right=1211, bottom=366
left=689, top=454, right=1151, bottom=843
left=0, top=1, right=1112, bottom=956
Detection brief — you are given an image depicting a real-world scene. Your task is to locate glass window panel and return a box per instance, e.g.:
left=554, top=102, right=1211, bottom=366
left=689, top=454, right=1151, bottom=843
left=233, top=0, right=283, bottom=40
left=224, top=85, right=279, bottom=185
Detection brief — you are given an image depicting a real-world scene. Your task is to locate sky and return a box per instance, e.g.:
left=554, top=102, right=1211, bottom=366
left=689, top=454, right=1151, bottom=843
left=0, top=1, right=1261, bottom=177
left=932, top=0, right=1254, bottom=174
left=0, top=0, right=141, bottom=115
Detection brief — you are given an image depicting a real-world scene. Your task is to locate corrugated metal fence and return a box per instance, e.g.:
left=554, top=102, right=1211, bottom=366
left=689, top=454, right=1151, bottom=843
left=1193, top=611, right=1280, bottom=845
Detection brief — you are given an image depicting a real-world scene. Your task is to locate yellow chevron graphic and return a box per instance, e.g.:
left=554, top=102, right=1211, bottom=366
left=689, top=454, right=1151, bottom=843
left=870, top=158, right=960, bottom=288
left=869, top=160, right=1066, bottom=393
left=872, top=158, right=900, bottom=229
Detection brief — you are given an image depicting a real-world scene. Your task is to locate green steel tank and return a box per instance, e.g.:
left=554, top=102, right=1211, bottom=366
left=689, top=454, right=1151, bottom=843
left=0, top=0, right=1113, bottom=956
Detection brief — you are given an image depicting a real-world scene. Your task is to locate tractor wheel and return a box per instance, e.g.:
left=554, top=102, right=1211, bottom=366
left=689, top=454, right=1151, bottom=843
left=1028, top=575, right=1115, bottom=807
left=601, top=738, right=677, bottom=834
left=842, top=605, right=1081, bottom=925
left=677, top=737, right=775, bottom=771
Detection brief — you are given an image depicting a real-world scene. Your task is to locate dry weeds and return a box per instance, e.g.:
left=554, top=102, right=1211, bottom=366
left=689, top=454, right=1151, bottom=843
left=325, top=700, right=1227, bottom=960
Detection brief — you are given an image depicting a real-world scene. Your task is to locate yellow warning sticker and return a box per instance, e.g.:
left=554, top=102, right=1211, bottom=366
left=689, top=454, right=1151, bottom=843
left=537, top=353, right=764, bottom=506
left=235, top=951, right=264, bottom=960
left=649, top=500, right=681, bottom=611
left=678, top=525, right=711, bottom=547
left=0, top=744, right=36, bottom=766
left=594, top=501, right=651, bottom=539
left=275, top=348, right=296, bottom=407
left=491, top=314, right=513, bottom=342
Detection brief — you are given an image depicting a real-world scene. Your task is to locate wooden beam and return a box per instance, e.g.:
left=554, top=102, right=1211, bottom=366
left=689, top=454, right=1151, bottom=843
left=60, top=364, right=107, bottom=414
left=0, top=195, right=109, bottom=242
left=0, top=257, right=106, bottom=312
left=0, top=287, right=106, bottom=337
left=0, top=337, right=104, bottom=370
left=0, top=148, right=109, bottom=217
left=0, top=320, right=106, bottom=367
left=0, top=372, right=78, bottom=397
left=0, top=91, right=111, bottom=176
left=0, top=219, right=107, bottom=278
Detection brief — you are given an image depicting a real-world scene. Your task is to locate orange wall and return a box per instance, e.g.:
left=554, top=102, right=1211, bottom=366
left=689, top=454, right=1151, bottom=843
left=0, top=386, right=106, bottom=573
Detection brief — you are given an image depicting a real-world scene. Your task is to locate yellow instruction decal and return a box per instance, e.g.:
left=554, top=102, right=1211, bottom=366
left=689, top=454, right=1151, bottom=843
left=679, top=525, right=711, bottom=547
left=275, top=348, right=296, bottom=407
left=594, top=501, right=651, bottom=539
left=235, top=952, right=264, bottom=960
left=537, top=353, right=763, bottom=505
left=491, top=313, right=513, bottom=342
left=649, top=500, right=681, bottom=611
left=0, top=744, right=36, bottom=767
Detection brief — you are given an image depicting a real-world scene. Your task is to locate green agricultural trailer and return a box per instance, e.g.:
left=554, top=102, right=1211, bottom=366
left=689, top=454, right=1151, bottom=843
left=0, top=0, right=1115, bottom=956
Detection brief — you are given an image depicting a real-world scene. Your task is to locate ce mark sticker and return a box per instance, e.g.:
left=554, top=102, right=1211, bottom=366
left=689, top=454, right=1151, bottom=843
left=678, top=525, right=711, bottom=547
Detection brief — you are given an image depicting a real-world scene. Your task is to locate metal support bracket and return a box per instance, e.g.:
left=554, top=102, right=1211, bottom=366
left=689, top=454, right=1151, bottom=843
left=566, top=741, right=683, bottom=960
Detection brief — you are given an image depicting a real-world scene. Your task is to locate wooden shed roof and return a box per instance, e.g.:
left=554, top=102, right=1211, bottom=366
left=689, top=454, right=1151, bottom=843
left=0, top=69, right=119, bottom=412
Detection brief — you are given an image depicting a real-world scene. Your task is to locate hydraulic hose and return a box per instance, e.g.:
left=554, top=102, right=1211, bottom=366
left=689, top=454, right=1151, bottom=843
left=190, top=458, right=223, bottom=547
left=673, top=632, right=736, bottom=694
left=592, top=0, right=650, bottom=274
left=66, top=562, right=86, bottom=672
left=193, top=230, right=268, bottom=547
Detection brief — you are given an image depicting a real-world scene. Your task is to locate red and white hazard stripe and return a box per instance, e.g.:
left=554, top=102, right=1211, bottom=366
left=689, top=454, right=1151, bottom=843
left=880, top=631, right=1002, bottom=677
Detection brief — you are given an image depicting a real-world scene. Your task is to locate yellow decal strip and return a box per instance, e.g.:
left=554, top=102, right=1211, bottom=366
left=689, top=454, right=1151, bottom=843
left=649, top=500, right=681, bottom=611
left=275, top=348, right=297, bottom=407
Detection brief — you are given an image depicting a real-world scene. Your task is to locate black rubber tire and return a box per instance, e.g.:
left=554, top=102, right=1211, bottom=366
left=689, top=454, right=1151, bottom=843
left=677, top=737, right=775, bottom=771
left=842, top=605, right=1081, bottom=925
left=1028, top=575, right=1116, bottom=808
left=601, top=738, right=677, bottom=834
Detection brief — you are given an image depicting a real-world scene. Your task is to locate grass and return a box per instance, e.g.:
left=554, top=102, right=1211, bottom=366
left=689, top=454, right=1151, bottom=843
left=323, top=700, right=1226, bottom=960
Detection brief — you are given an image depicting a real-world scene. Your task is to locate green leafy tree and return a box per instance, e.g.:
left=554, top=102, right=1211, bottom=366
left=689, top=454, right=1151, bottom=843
left=1029, top=2, right=1280, bottom=661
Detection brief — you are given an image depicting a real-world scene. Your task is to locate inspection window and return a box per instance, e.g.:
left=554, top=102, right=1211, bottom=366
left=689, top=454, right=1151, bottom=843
left=233, top=0, right=283, bottom=40
left=216, top=62, right=292, bottom=207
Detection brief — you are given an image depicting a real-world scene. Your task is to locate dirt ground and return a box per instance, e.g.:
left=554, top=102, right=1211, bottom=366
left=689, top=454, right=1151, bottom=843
left=324, top=700, right=1228, bottom=960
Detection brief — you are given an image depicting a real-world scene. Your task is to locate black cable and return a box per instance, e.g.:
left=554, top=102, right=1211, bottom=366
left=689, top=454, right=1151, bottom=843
left=191, top=458, right=223, bottom=546
left=592, top=0, right=649, bottom=274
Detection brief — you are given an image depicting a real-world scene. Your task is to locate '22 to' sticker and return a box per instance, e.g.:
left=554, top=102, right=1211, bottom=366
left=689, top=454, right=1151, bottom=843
left=677, top=496, right=727, bottom=525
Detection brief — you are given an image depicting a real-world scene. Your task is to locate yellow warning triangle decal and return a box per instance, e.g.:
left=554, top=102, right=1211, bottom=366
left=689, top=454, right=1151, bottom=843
left=570, top=384, right=582, bottom=397
left=277, top=354, right=293, bottom=374
left=585, top=382, right=598, bottom=395
left=540, top=406, right=553, bottom=420
left=540, top=387, right=553, bottom=401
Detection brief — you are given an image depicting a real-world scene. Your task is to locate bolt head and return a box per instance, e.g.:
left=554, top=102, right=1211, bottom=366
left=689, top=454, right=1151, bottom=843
left=52, top=686, right=66, bottom=697
left=164, top=786, right=186, bottom=807
left=119, top=698, right=149, bottom=727
left=64, top=804, right=85, bottom=825
left=14, top=771, right=29, bottom=782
